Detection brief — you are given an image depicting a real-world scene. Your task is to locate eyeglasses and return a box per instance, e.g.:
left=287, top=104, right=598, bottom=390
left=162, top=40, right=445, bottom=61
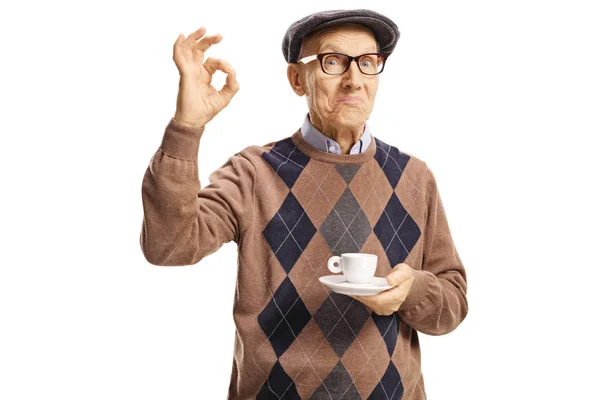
left=298, top=52, right=388, bottom=75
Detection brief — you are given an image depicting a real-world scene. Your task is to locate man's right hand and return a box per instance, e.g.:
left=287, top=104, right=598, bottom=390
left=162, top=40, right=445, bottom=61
left=172, top=27, right=240, bottom=128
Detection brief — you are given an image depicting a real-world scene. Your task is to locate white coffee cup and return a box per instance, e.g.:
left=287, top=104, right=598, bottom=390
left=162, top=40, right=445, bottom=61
left=327, top=253, right=378, bottom=284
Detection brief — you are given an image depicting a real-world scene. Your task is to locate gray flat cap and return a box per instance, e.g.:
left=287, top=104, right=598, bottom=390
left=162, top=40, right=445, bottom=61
left=282, top=9, right=400, bottom=63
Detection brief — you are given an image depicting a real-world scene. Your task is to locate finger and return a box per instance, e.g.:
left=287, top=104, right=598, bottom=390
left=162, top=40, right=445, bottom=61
left=186, top=26, right=207, bottom=41
left=375, top=279, right=412, bottom=304
left=174, top=33, right=185, bottom=50
left=195, top=33, right=223, bottom=52
left=203, top=57, right=234, bottom=75
left=386, top=265, right=413, bottom=286
left=392, top=262, right=411, bottom=272
left=203, top=57, right=239, bottom=101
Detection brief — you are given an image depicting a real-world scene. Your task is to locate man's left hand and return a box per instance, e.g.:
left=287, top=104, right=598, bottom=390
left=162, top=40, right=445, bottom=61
left=350, top=263, right=415, bottom=316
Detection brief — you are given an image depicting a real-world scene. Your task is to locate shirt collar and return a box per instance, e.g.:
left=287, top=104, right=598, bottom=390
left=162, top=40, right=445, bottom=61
left=300, top=113, right=372, bottom=155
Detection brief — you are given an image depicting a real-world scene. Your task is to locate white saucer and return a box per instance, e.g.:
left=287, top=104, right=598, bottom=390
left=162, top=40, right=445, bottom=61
left=318, top=275, right=393, bottom=296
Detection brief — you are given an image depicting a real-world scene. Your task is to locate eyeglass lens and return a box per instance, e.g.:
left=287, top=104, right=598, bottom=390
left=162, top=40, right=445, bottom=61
left=322, top=54, right=384, bottom=75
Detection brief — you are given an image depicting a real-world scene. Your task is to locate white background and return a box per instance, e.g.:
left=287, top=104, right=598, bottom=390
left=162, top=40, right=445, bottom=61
left=1, top=0, right=599, bottom=399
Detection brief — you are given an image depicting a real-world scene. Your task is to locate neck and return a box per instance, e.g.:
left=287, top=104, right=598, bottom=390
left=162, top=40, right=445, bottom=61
left=309, top=111, right=365, bottom=154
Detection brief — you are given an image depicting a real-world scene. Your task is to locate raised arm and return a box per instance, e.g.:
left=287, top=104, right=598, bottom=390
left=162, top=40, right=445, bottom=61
left=140, top=119, right=254, bottom=266
left=139, top=26, right=248, bottom=266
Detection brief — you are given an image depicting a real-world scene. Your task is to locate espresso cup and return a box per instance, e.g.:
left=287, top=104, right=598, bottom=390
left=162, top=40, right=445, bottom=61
left=327, top=253, right=378, bottom=284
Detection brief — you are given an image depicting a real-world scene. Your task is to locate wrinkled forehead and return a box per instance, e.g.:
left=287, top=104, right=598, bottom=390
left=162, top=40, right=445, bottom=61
left=300, top=23, right=379, bottom=57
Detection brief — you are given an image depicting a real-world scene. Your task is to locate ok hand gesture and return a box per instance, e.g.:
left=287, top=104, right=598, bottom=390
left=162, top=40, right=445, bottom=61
left=172, top=27, right=239, bottom=128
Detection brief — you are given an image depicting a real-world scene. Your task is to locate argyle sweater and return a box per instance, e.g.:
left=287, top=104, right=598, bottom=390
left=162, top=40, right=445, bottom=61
left=140, top=118, right=468, bottom=400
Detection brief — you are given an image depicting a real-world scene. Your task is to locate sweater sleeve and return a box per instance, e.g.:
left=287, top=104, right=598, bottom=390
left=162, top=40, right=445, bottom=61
left=140, top=118, right=255, bottom=266
left=397, top=164, right=468, bottom=335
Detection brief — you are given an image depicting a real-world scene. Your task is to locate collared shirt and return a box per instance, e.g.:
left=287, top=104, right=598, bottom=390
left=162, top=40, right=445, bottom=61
left=300, top=114, right=373, bottom=154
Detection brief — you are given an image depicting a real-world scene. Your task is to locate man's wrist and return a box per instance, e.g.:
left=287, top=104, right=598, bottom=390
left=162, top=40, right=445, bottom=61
left=172, top=113, right=207, bottom=130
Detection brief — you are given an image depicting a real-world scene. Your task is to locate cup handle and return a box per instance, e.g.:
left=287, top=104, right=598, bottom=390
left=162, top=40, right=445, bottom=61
left=328, top=256, right=342, bottom=274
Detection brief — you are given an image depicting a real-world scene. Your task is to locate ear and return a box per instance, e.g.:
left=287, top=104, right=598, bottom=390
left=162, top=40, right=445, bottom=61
left=287, top=64, right=306, bottom=96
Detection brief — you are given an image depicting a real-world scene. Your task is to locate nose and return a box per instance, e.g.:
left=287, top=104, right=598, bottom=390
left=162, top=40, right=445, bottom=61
left=341, top=60, right=364, bottom=90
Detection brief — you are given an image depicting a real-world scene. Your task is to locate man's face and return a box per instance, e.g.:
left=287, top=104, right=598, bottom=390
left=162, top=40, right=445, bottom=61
left=289, top=24, right=379, bottom=131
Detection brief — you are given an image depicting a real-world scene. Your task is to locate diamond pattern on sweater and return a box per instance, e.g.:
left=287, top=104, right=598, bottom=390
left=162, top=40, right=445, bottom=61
left=292, top=163, right=346, bottom=236
left=288, top=234, right=332, bottom=315
left=356, top=166, right=394, bottom=228
left=313, top=292, right=370, bottom=357
left=263, top=192, right=317, bottom=273
left=320, top=188, right=372, bottom=255
left=257, top=360, right=302, bottom=399
left=262, top=138, right=310, bottom=189
left=341, top=318, right=377, bottom=378
left=374, top=138, right=410, bottom=190
left=352, top=363, right=383, bottom=399
left=310, top=361, right=362, bottom=400
left=335, top=164, right=362, bottom=184
left=258, top=277, right=312, bottom=357
left=372, top=313, right=401, bottom=356
left=373, top=192, right=421, bottom=267
left=367, top=360, right=404, bottom=400
left=279, top=318, right=340, bottom=395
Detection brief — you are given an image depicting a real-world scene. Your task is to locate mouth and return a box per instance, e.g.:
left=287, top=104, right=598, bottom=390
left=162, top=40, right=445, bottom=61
left=337, top=96, right=363, bottom=103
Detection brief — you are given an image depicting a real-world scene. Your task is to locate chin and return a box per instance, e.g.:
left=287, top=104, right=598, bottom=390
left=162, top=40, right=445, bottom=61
left=335, top=110, right=368, bottom=127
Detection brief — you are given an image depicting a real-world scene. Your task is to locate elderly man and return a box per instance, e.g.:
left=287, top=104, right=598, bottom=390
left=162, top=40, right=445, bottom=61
left=140, top=9, right=468, bottom=400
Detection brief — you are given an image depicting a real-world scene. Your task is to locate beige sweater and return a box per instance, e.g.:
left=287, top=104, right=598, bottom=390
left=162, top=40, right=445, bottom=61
left=140, top=118, right=468, bottom=399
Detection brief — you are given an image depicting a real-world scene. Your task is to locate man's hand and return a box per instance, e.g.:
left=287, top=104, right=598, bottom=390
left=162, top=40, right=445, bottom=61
left=350, top=263, right=415, bottom=316
left=172, top=27, right=240, bottom=128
